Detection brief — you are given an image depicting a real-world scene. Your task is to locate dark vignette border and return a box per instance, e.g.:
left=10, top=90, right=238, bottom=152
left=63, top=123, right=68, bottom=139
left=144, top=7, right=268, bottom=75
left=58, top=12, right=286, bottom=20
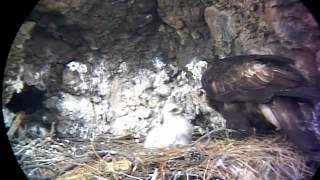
left=0, top=0, right=319, bottom=179
left=0, top=1, right=39, bottom=179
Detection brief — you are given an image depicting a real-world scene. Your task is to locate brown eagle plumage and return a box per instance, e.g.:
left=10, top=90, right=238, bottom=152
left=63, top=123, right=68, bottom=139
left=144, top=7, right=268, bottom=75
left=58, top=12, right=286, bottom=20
left=201, top=55, right=320, bottom=153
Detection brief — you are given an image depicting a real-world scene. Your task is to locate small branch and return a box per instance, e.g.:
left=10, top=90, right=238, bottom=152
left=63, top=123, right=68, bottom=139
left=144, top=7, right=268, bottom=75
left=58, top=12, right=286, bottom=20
left=49, top=122, right=56, bottom=138
left=151, top=168, right=158, bottom=180
left=7, top=111, right=26, bottom=140
left=118, top=172, right=144, bottom=180
left=191, top=128, right=233, bottom=146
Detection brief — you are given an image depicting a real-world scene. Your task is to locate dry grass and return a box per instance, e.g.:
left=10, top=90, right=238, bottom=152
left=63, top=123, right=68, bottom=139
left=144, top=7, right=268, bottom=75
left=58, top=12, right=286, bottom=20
left=195, top=136, right=316, bottom=179
left=54, top=135, right=318, bottom=180
left=12, top=134, right=319, bottom=180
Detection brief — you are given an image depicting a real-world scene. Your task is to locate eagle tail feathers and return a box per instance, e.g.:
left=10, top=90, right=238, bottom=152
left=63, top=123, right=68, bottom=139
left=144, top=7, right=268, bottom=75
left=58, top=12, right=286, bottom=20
left=264, top=97, right=320, bottom=153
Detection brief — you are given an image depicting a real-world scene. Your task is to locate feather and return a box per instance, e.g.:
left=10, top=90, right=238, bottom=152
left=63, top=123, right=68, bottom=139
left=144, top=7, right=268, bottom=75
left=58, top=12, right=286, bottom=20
left=263, top=97, right=320, bottom=153
left=202, top=55, right=320, bottom=153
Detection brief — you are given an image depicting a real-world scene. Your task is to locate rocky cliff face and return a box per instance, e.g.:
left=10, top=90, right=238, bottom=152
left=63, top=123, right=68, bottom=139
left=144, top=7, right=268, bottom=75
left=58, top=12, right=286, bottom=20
left=3, top=0, right=320, bottom=140
left=204, top=0, right=320, bottom=86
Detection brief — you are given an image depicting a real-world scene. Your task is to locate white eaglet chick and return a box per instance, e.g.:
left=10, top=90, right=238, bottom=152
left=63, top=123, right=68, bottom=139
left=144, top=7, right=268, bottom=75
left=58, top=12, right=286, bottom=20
left=144, top=103, right=193, bottom=148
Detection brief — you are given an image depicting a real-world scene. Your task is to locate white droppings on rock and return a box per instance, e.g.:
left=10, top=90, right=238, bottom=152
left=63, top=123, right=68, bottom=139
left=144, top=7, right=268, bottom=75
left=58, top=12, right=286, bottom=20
left=58, top=93, right=93, bottom=119
left=186, top=58, right=208, bottom=85
left=63, top=61, right=90, bottom=94
left=152, top=56, right=166, bottom=70
left=52, top=55, right=224, bottom=139
left=90, top=60, right=112, bottom=96
left=42, top=116, right=48, bottom=121
left=78, top=82, right=89, bottom=91
left=92, top=101, right=109, bottom=118
left=135, top=107, right=152, bottom=119
left=117, top=62, right=128, bottom=73
left=5, top=66, right=25, bottom=94
left=153, top=69, right=170, bottom=87
left=154, top=85, right=171, bottom=97
left=55, top=92, right=110, bottom=138
left=147, top=96, right=162, bottom=108
left=67, top=61, right=88, bottom=73
left=176, top=71, right=189, bottom=86
left=131, top=69, right=154, bottom=93
left=2, top=107, right=16, bottom=127
left=33, top=72, right=40, bottom=80
left=110, top=114, right=150, bottom=137
left=126, top=98, right=138, bottom=106
left=97, top=80, right=110, bottom=96
left=114, top=103, right=130, bottom=117
left=7, top=78, right=24, bottom=94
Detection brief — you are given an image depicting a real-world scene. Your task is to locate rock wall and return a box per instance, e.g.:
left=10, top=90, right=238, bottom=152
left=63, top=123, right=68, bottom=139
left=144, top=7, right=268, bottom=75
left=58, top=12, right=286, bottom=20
left=3, top=0, right=222, bottom=139
left=204, top=0, right=320, bottom=86
left=3, top=0, right=320, bottom=140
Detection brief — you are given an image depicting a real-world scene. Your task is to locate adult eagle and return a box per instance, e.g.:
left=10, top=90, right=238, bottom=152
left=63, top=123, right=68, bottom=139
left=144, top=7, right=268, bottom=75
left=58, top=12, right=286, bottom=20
left=201, top=55, right=320, bottom=153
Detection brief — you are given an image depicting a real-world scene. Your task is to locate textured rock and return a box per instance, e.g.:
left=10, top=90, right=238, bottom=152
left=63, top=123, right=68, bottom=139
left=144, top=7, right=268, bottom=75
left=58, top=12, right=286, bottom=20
left=204, top=0, right=320, bottom=86
left=2, top=22, right=36, bottom=104
left=4, top=48, right=221, bottom=139
left=3, top=0, right=319, bottom=140
left=157, top=0, right=214, bottom=65
left=205, top=1, right=275, bottom=57
left=262, top=0, right=320, bottom=86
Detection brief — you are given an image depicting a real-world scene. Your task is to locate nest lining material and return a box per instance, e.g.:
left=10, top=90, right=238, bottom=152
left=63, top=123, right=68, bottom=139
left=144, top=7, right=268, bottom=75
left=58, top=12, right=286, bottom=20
left=12, top=134, right=318, bottom=180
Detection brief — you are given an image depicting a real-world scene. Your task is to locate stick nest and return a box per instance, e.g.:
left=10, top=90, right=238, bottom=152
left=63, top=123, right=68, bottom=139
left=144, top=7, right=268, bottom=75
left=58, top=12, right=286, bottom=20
left=12, top=134, right=319, bottom=180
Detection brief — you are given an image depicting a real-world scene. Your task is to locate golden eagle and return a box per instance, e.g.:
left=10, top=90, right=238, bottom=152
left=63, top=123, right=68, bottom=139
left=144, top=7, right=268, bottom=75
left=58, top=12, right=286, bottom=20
left=201, top=55, right=320, bottom=153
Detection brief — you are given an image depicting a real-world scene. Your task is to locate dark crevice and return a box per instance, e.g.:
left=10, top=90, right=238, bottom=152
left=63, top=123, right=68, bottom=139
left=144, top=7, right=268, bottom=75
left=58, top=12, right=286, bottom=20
left=5, top=85, right=45, bottom=114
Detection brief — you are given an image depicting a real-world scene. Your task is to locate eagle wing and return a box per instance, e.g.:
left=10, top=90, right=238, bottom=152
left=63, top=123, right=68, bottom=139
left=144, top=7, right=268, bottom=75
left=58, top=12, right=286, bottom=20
left=202, top=55, right=320, bottom=152
left=202, top=55, right=312, bottom=103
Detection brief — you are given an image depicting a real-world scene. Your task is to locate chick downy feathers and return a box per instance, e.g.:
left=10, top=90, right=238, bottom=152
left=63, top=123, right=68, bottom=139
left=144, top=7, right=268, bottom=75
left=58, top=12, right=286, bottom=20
left=144, top=103, right=193, bottom=148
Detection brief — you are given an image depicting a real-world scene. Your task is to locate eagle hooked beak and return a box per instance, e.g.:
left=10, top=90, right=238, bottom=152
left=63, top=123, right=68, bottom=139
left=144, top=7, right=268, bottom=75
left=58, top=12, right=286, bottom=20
left=158, top=103, right=183, bottom=124
left=170, top=107, right=183, bottom=114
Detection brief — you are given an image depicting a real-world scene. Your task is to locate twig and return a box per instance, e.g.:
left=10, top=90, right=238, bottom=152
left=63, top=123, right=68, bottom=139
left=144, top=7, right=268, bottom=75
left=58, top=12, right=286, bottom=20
left=203, top=159, right=210, bottom=180
left=50, top=122, right=56, bottom=138
left=118, top=172, right=144, bottom=180
left=91, top=144, right=104, bottom=160
left=63, top=160, right=103, bottom=175
left=92, top=175, right=109, bottom=180
left=23, top=164, right=56, bottom=171
left=191, top=128, right=232, bottom=146
left=151, top=168, right=158, bottom=180
left=278, top=165, right=298, bottom=180
left=7, top=111, right=26, bottom=140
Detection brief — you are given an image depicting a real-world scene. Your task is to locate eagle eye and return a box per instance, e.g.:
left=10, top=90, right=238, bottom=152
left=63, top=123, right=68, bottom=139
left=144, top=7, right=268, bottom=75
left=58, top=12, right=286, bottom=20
left=171, top=108, right=179, bottom=113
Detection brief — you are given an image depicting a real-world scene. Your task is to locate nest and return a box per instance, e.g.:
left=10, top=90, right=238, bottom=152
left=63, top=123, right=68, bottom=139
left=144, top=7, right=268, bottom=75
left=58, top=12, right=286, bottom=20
left=11, top=133, right=319, bottom=180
